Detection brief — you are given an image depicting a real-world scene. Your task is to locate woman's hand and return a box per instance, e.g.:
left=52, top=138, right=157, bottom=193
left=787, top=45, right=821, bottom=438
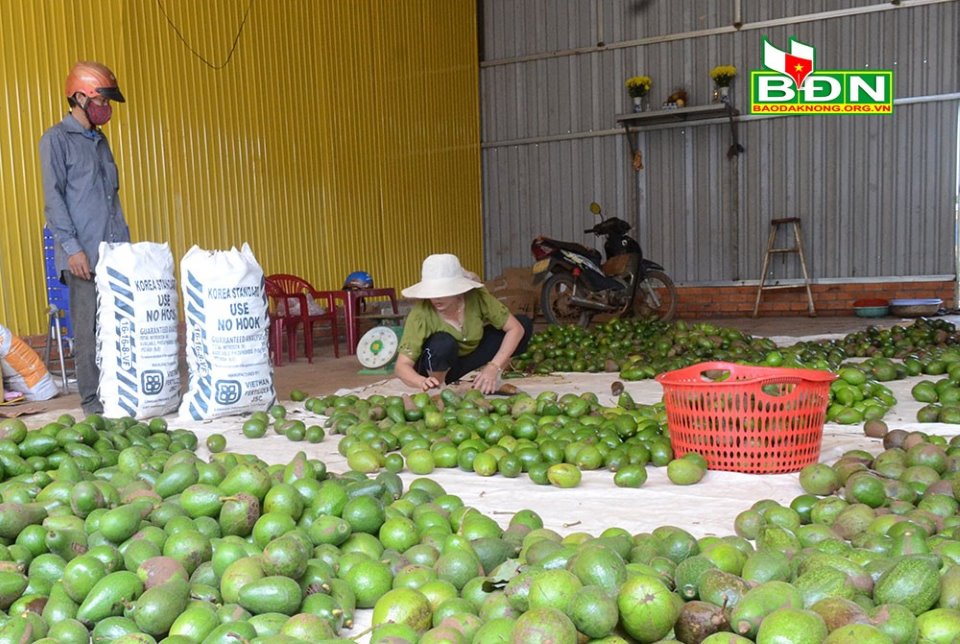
left=420, top=375, right=441, bottom=391
left=473, top=363, right=501, bottom=394
left=395, top=354, right=440, bottom=392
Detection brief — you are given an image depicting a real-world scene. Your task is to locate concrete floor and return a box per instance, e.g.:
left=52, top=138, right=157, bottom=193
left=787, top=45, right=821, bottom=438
left=24, top=314, right=899, bottom=416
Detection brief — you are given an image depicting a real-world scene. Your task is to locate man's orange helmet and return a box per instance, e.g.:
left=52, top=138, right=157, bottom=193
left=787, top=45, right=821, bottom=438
left=65, top=61, right=125, bottom=103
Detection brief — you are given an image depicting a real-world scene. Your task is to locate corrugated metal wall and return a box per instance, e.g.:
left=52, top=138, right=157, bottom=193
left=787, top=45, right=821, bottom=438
left=480, top=0, right=960, bottom=287
left=0, top=0, right=481, bottom=335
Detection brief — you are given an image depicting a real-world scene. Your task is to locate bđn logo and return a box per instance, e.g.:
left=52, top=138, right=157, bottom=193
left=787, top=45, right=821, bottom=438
left=750, top=37, right=893, bottom=114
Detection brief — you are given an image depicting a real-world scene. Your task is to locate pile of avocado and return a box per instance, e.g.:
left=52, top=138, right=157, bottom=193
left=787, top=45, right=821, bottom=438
left=312, top=389, right=677, bottom=489
left=5, top=310, right=960, bottom=643
left=1, top=385, right=960, bottom=642
left=515, top=317, right=959, bottom=381
left=516, top=317, right=960, bottom=426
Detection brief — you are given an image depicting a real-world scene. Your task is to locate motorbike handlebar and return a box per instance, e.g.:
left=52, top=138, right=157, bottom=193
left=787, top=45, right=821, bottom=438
left=584, top=228, right=596, bottom=234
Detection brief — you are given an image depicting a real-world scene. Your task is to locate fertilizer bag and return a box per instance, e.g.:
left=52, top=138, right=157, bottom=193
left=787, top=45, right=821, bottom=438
left=179, top=243, right=275, bottom=420
left=0, top=324, right=58, bottom=401
left=96, top=241, right=181, bottom=418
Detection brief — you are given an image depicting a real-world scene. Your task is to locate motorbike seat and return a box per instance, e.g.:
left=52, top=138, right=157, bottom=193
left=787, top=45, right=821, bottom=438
left=539, top=237, right=602, bottom=265
left=602, top=254, right=634, bottom=277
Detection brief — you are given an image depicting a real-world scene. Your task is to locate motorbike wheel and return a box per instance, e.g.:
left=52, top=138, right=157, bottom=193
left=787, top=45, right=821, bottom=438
left=541, top=273, right=593, bottom=328
left=633, top=270, right=678, bottom=322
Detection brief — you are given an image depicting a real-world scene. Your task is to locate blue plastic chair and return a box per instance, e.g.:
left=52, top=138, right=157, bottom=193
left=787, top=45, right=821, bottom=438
left=42, top=226, right=74, bottom=388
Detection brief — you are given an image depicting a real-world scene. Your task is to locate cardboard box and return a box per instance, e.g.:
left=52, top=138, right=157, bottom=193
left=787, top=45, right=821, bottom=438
left=485, top=267, right=539, bottom=318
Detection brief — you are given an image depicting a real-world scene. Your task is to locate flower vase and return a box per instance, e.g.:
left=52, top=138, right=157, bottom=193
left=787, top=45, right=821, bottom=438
left=632, top=95, right=649, bottom=113
left=713, top=85, right=730, bottom=103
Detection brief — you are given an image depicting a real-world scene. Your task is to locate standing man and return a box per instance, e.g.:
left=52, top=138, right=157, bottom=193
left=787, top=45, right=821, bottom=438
left=40, top=61, right=130, bottom=416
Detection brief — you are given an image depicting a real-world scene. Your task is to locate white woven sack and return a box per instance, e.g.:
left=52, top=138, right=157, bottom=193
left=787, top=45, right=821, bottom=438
left=0, top=323, right=58, bottom=401
left=96, top=242, right=181, bottom=418
left=178, top=243, right=275, bottom=420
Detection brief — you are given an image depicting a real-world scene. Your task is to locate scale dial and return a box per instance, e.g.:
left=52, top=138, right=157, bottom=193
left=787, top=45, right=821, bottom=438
left=356, top=326, right=400, bottom=368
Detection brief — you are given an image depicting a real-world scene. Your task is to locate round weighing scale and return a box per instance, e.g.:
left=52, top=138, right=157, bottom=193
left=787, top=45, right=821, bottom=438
left=356, top=324, right=403, bottom=374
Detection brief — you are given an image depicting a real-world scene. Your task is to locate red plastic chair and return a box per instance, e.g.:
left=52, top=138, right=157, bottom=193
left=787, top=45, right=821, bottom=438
left=265, top=274, right=340, bottom=361
left=264, top=277, right=297, bottom=366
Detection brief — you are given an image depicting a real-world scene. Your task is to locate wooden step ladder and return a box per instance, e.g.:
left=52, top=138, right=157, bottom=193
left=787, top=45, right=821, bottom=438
left=752, top=217, right=816, bottom=317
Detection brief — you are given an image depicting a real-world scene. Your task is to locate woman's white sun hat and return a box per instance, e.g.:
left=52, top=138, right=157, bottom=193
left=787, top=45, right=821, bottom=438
left=401, top=254, right=483, bottom=299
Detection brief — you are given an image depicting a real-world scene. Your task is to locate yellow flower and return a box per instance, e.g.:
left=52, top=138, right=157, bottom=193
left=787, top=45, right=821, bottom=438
left=710, top=65, right=737, bottom=87
left=625, top=75, right=652, bottom=97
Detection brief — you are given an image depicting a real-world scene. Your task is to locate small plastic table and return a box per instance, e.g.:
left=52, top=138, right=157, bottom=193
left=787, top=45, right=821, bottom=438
left=335, top=288, right=401, bottom=355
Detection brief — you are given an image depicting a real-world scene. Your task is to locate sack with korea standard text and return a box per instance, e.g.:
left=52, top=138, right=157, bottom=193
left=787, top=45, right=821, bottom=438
left=179, top=243, right=275, bottom=420
left=96, top=241, right=181, bottom=418
left=0, top=324, right=58, bottom=401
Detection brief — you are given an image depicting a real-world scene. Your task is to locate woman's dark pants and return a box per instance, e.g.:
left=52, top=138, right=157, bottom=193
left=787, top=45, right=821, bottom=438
left=414, top=315, right=534, bottom=383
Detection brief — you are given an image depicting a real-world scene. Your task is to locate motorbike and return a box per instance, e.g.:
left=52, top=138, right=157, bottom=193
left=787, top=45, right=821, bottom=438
left=530, top=202, right=677, bottom=327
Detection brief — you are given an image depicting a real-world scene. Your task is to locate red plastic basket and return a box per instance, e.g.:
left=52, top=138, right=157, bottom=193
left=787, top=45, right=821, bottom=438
left=655, top=361, right=837, bottom=474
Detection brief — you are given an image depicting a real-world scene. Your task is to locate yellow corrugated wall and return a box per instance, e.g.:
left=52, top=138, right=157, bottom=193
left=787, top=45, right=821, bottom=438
left=0, top=0, right=481, bottom=335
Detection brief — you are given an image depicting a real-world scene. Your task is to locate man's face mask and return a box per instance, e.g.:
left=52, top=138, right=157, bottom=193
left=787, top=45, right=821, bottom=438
left=85, top=99, right=112, bottom=126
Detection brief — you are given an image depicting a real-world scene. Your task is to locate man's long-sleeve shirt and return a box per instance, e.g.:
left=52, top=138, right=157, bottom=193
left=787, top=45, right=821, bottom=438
left=39, top=113, right=130, bottom=277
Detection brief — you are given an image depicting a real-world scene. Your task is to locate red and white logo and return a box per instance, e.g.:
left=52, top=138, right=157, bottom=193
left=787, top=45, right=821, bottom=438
left=762, top=37, right=815, bottom=89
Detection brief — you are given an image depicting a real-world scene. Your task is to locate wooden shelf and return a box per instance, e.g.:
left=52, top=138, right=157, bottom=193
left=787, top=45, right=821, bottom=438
left=616, top=103, right=737, bottom=128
